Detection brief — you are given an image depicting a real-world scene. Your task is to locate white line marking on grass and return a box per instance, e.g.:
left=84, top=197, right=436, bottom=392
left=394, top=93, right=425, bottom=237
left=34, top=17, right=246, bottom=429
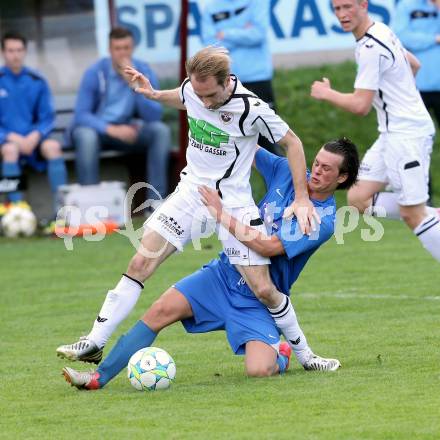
left=300, top=292, right=440, bottom=301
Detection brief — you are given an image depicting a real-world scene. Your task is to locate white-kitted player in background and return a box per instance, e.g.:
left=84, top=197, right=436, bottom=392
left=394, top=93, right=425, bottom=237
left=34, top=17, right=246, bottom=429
left=311, top=0, right=440, bottom=263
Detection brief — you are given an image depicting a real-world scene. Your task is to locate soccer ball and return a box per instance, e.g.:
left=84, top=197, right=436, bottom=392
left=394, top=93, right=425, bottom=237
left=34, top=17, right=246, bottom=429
left=1, top=206, right=37, bottom=237
left=127, top=347, right=176, bottom=391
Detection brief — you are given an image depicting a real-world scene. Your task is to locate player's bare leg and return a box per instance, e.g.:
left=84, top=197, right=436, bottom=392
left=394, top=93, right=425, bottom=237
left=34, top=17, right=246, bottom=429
left=57, top=228, right=177, bottom=362
left=400, top=203, right=440, bottom=261
left=237, top=264, right=311, bottom=363
left=238, top=265, right=341, bottom=371
left=236, top=264, right=281, bottom=308
left=125, top=227, right=177, bottom=281
left=245, top=341, right=287, bottom=377
left=142, top=287, right=193, bottom=332
left=400, top=203, right=431, bottom=230
left=349, top=181, right=440, bottom=262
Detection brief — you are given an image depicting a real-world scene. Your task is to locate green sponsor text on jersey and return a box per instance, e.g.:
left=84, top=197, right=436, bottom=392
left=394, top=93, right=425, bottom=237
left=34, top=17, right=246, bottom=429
left=188, top=116, right=229, bottom=148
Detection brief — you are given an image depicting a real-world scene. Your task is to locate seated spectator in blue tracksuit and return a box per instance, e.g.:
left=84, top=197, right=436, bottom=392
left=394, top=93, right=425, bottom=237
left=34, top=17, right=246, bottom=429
left=392, top=0, right=440, bottom=201
left=72, top=27, right=171, bottom=199
left=201, top=0, right=282, bottom=156
left=0, top=31, right=67, bottom=213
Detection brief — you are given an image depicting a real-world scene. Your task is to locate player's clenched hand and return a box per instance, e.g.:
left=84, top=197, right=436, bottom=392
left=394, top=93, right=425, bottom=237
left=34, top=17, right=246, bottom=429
left=7, top=132, right=40, bottom=155
left=124, top=66, right=157, bottom=100
left=21, top=131, right=41, bottom=155
left=198, top=186, right=223, bottom=222
left=311, top=77, right=331, bottom=100
left=283, top=197, right=320, bottom=236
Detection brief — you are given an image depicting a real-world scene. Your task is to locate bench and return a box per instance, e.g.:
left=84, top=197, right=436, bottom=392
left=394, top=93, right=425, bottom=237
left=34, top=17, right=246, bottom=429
left=53, top=94, right=181, bottom=164
left=53, top=94, right=127, bottom=161
left=23, top=95, right=181, bottom=219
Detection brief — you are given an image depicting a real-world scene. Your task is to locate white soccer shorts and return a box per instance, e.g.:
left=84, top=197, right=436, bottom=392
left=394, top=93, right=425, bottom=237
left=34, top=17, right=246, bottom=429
left=143, top=182, right=270, bottom=266
left=358, top=133, right=433, bottom=206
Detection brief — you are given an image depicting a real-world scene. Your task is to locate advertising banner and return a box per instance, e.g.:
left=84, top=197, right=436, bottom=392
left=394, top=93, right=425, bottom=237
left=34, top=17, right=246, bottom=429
left=94, top=0, right=397, bottom=63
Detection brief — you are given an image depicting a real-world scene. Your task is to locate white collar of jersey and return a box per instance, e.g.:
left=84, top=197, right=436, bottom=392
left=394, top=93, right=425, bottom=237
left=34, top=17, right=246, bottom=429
left=220, top=74, right=238, bottom=107
left=356, top=21, right=376, bottom=42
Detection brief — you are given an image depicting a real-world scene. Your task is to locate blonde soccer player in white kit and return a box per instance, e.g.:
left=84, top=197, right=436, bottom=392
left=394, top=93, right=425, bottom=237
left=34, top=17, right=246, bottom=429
left=311, top=0, right=440, bottom=263
left=56, top=47, right=320, bottom=363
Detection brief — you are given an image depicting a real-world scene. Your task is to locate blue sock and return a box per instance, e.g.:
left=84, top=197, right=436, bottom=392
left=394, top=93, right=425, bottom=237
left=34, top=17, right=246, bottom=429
left=277, top=354, right=288, bottom=374
left=47, top=158, right=67, bottom=215
left=47, top=158, right=67, bottom=193
left=97, top=320, right=157, bottom=387
left=2, top=161, right=22, bottom=202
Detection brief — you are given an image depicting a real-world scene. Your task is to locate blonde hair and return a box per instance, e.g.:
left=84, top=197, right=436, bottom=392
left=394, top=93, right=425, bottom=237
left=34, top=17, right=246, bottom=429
left=186, top=46, right=231, bottom=85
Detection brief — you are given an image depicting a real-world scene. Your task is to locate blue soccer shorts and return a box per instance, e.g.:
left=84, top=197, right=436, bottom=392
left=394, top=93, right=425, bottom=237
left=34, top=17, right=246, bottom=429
left=174, top=259, right=280, bottom=355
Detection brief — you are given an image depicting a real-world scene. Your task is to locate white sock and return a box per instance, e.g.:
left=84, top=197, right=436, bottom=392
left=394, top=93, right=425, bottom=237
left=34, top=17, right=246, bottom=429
left=370, top=192, right=401, bottom=219
left=427, top=206, right=440, bottom=219
left=268, top=296, right=312, bottom=365
left=413, top=215, right=440, bottom=262
left=87, top=274, right=144, bottom=348
left=370, top=192, right=439, bottom=220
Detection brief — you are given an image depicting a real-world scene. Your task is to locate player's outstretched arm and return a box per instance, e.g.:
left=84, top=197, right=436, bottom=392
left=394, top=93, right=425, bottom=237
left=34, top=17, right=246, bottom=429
left=198, top=186, right=284, bottom=257
left=311, top=77, right=374, bottom=116
left=124, top=66, right=186, bottom=110
left=278, top=129, right=320, bottom=236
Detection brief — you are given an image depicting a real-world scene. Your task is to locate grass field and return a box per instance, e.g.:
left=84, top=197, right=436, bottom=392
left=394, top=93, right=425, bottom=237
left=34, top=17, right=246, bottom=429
left=2, top=62, right=440, bottom=439
left=1, top=216, right=439, bottom=440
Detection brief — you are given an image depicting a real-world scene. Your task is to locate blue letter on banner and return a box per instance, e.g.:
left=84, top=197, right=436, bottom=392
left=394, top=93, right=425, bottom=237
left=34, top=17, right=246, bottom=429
left=145, top=4, right=173, bottom=48
left=291, top=0, right=326, bottom=37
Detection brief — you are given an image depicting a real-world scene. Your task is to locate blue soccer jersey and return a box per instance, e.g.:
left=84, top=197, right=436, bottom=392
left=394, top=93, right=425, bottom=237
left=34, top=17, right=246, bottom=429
left=220, top=147, right=336, bottom=295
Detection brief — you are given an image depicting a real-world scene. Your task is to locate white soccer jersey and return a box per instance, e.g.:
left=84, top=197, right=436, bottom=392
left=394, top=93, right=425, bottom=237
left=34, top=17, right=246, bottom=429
left=178, top=75, right=289, bottom=208
left=354, top=22, right=434, bottom=136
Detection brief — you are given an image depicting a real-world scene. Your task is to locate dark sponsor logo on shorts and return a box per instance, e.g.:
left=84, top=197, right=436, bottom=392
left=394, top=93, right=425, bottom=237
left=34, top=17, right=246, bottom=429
left=359, top=162, right=371, bottom=173
left=158, top=213, right=184, bottom=236
left=225, top=247, right=240, bottom=257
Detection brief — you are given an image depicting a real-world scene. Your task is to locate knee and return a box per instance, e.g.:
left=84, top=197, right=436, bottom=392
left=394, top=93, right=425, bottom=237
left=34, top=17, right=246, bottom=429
left=72, top=126, right=99, bottom=148
left=40, top=139, right=62, bottom=159
left=141, top=295, right=181, bottom=332
left=127, top=253, right=158, bottom=281
left=148, top=122, right=171, bottom=146
left=246, top=363, right=274, bottom=378
left=156, top=122, right=171, bottom=138
left=399, top=207, right=425, bottom=230
left=399, top=210, right=412, bottom=225
left=1, top=142, right=19, bottom=161
left=252, top=282, right=275, bottom=304
left=143, top=297, right=170, bottom=324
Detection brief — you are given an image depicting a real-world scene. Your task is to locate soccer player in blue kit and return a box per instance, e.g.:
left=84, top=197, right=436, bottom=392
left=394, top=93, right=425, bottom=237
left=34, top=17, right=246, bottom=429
left=62, top=139, right=359, bottom=389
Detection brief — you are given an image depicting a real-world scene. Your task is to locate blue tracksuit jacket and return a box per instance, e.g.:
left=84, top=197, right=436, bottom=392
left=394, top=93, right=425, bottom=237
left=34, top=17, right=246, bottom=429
left=392, top=0, right=440, bottom=92
left=73, top=57, right=163, bottom=134
left=201, top=0, right=273, bottom=83
left=0, top=66, right=55, bottom=145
